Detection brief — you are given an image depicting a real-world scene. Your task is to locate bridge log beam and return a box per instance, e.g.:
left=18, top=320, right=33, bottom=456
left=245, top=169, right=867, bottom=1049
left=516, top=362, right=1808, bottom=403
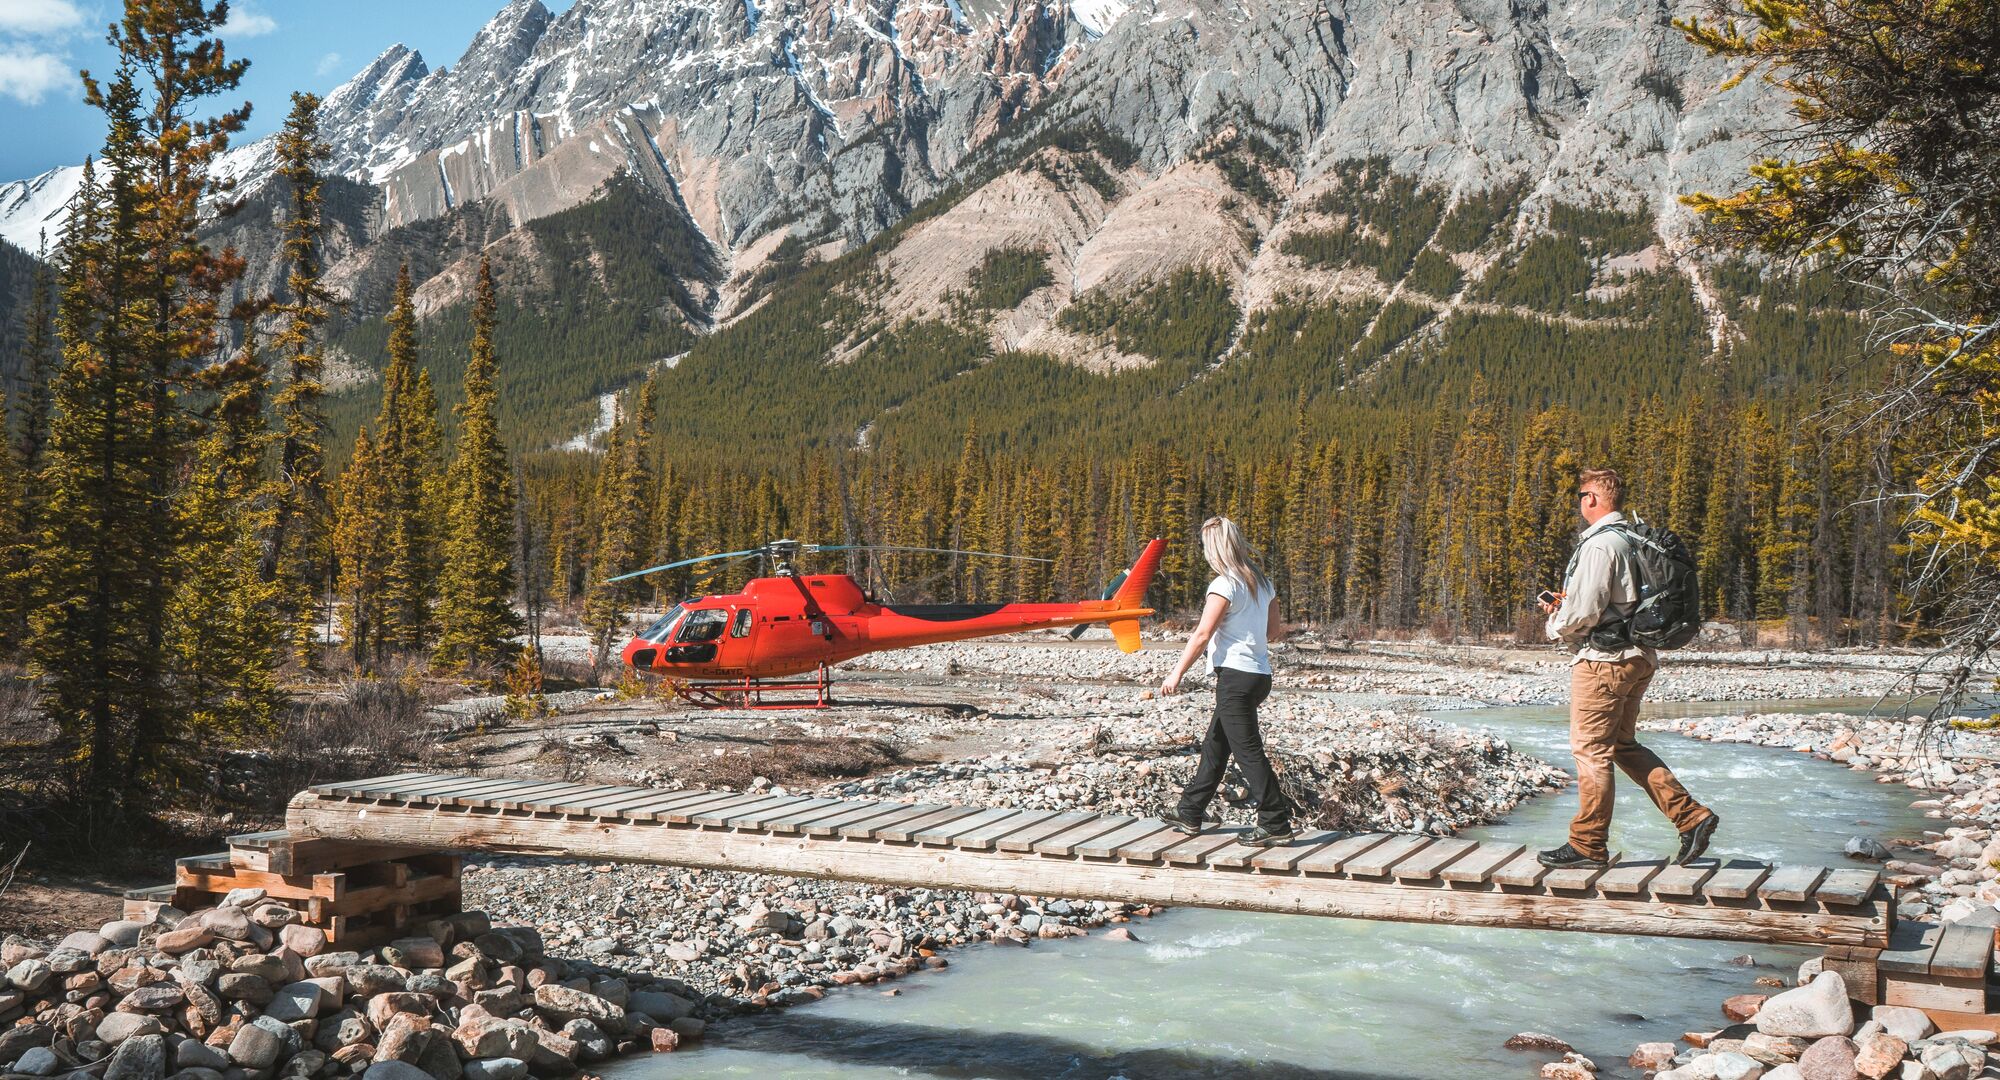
left=288, top=792, right=1889, bottom=949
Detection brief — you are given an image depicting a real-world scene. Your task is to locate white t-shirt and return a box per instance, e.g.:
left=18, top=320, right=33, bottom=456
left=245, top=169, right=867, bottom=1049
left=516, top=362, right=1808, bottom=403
left=1205, top=573, right=1272, bottom=675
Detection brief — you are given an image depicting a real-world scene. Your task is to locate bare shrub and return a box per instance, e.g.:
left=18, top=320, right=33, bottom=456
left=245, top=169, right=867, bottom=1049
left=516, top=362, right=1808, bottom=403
left=273, top=677, right=443, bottom=791
left=696, top=736, right=904, bottom=791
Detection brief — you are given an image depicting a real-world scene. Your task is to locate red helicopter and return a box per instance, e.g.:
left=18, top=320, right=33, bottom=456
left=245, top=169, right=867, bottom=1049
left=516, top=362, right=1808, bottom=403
left=613, top=538, right=1165, bottom=708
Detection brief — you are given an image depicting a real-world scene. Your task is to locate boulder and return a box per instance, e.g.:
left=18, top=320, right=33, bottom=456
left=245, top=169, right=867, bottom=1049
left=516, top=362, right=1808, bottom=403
left=278, top=925, right=325, bottom=958
left=1757, top=975, right=1854, bottom=1039
left=627, top=991, right=694, bottom=1024
left=215, top=974, right=272, bottom=1005
left=227, top=1023, right=285, bottom=1069
left=452, top=1013, right=536, bottom=1061
left=1845, top=837, right=1893, bottom=862
left=524, top=1028, right=577, bottom=1076
left=121, top=984, right=186, bottom=1013
left=373, top=1013, right=434, bottom=1064
left=198, top=908, right=253, bottom=943
left=1726, top=996, right=1771, bottom=1023
left=1794, top=1036, right=1857, bottom=1080
left=104, top=1033, right=167, bottom=1080
left=417, top=1027, right=463, bottom=1080
left=175, top=1039, right=228, bottom=1071
left=303, top=951, right=362, bottom=978
left=1870, top=1006, right=1935, bottom=1045
left=7, top=959, right=53, bottom=992
left=98, top=921, right=145, bottom=948
left=59, top=932, right=110, bottom=957
left=648, top=1027, right=680, bottom=1053
left=1917, top=1040, right=1984, bottom=1080
left=382, top=938, right=445, bottom=971
left=263, top=981, right=325, bottom=1023
left=1853, top=1031, right=1907, bottom=1080
left=362, top=1062, right=433, bottom=1080
left=0, top=1021, right=53, bottom=1066
left=13, top=1046, right=61, bottom=1076
left=558, top=1020, right=612, bottom=1062
left=365, top=993, right=438, bottom=1030
left=530, top=985, right=624, bottom=1034
left=153, top=927, right=213, bottom=956
left=98, top=1013, right=167, bottom=1044
left=229, top=954, right=289, bottom=984
left=462, top=1059, right=529, bottom=1080
left=345, top=965, right=408, bottom=997
left=665, top=1017, right=703, bottom=1042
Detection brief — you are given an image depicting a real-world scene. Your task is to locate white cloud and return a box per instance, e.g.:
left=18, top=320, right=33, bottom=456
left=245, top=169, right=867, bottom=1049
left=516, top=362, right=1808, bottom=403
left=221, top=3, right=277, bottom=37
left=315, top=51, right=343, bottom=77
left=0, top=0, right=84, bottom=36
left=0, top=47, right=70, bottom=105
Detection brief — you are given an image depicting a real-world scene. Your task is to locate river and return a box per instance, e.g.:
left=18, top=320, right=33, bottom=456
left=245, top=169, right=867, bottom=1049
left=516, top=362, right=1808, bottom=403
left=606, top=698, right=1937, bottom=1079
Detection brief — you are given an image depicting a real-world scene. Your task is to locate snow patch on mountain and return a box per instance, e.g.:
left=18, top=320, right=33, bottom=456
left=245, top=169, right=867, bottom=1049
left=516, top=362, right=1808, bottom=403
left=0, top=165, right=84, bottom=253
left=1069, top=0, right=1131, bottom=35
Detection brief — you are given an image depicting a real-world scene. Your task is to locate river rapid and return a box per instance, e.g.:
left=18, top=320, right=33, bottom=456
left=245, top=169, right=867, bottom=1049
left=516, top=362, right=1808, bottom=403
left=606, top=699, right=1935, bottom=1079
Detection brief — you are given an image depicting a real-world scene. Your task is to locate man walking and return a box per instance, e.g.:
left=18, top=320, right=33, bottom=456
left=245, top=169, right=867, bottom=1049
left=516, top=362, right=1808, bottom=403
left=1538, top=468, right=1718, bottom=869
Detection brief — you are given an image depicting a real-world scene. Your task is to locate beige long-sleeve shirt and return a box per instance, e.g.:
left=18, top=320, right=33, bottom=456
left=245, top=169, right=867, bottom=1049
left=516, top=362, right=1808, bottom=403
left=1546, top=512, right=1657, bottom=666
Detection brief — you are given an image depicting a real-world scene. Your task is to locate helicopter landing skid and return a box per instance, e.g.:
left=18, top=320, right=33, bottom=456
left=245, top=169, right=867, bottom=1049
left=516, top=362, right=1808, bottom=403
left=666, top=665, right=834, bottom=710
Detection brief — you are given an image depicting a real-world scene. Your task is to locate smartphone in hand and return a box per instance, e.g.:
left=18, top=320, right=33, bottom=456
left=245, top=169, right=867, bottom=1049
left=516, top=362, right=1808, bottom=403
left=1536, top=589, right=1560, bottom=607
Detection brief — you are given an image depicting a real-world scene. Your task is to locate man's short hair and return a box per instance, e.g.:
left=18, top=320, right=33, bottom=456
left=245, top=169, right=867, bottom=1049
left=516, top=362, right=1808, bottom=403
left=1580, top=468, right=1625, bottom=509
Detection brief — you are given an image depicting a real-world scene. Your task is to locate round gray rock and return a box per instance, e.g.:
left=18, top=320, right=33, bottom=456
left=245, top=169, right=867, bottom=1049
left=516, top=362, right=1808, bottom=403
left=362, top=1061, right=434, bottom=1080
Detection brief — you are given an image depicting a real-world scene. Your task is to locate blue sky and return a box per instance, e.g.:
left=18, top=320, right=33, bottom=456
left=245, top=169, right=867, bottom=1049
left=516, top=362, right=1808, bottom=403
left=0, top=0, right=574, bottom=181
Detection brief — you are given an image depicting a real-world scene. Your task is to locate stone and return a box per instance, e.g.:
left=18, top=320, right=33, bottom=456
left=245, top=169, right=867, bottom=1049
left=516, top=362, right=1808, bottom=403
left=1871, top=1007, right=1936, bottom=1045
left=345, top=965, right=407, bottom=997
left=1764, top=1068, right=1806, bottom=1080
left=1508, top=1032, right=1576, bottom=1053
left=1846, top=837, right=1893, bottom=861
left=1632, top=1042, right=1681, bottom=1069
left=1929, top=1030, right=1994, bottom=1045
left=215, top=974, right=272, bottom=1005
left=1727, top=996, right=1772, bottom=1023
left=249, top=904, right=298, bottom=930
left=1745, top=1033, right=1812, bottom=1063
left=229, top=955, right=289, bottom=984
left=373, top=1013, right=433, bottom=1064
left=198, top=908, right=253, bottom=943
left=226, top=1023, right=284, bottom=1069
left=381, top=939, right=444, bottom=971
left=362, top=1062, right=432, bottom=1080
left=263, top=981, right=325, bottom=1023
left=1854, top=1032, right=1909, bottom=1080
left=627, top=991, right=694, bottom=1024
left=365, top=993, right=438, bottom=1030
left=529, top=985, right=623, bottom=1034
left=15, top=1047, right=61, bottom=1076
left=416, top=1026, right=463, bottom=1080
left=122, top=984, right=186, bottom=1012
left=8, top=959, right=53, bottom=992
left=648, top=1028, right=679, bottom=1053
left=0, top=1022, right=52, bottom=1066
left=154, top=927, right=213, bottom=956
left=1917, top=1040, right=1983, bottom=1080
left=59, top=933, right=110, bottom=957
left=303, top=952, right=361, bottom=978
left=1711, top=1052, right=1769, bottom=1080
left=558, top=1020, right=612, bottom=1062
left=1757, top=975, right=1855, bottom=1039
left=278, top=925, right=324, bottom=959
left=462, top=1058, right=528, bottom=1080
left=666, top=1017, right=703, bottom=1042
left=175, top=1040, right=228, bottom=1072
left=98, top=1013, right=167, bottom=1044
left=104, top=1033, right=167, bottom=1080
left=525, top=1028, right=577, bottom=1074
left=281, top=1049, right=329, bottom=1077
left=1795, top=1036, right=1858, bottom=1080
left=452, top=1013, right=535, bottom=1060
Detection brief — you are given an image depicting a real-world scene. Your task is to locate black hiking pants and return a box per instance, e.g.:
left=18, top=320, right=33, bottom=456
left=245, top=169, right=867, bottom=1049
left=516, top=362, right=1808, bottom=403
left=1176, top=666, right=1293, bottom=830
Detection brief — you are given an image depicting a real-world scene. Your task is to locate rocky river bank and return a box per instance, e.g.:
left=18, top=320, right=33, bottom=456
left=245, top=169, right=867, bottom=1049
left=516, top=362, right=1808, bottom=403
left=1593, top=710, right=2000, bottom=1079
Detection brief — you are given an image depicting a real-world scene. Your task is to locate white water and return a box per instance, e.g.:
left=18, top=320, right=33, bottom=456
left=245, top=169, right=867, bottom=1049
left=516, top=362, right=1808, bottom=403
left=608, top=699, right=1935, bottom=1078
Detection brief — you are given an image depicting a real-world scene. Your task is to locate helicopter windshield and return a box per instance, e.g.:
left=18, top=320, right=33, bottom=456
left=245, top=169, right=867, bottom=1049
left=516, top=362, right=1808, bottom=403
left=640, top=604, right=686, bottom=643
left=677, top=608, right=728, bottom=643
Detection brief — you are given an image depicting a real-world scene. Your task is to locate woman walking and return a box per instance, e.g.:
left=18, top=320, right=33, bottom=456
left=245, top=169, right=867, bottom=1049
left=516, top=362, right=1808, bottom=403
left=1160, top=516, right=1295, bottom=845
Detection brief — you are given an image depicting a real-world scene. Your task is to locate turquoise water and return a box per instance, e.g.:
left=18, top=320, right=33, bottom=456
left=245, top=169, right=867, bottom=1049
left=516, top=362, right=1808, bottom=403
left=608, top=699, right=1934, bottom=1078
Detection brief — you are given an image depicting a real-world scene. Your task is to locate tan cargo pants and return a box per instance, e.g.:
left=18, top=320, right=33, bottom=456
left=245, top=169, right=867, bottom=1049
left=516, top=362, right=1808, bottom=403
left=1568, top=657, right=1710, bottom=859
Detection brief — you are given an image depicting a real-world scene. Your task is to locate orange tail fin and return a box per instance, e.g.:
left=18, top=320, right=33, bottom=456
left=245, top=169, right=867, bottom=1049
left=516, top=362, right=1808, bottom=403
left=1108, top=538, right=1164, bottom=653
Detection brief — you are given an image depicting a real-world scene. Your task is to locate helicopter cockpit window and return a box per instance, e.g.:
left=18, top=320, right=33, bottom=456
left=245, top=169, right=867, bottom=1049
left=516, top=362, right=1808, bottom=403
left=641, top=604, right=686, bottom=643
left=731, top=609, right=753, bottom=637
left=677, top=608, right=727, bottom=643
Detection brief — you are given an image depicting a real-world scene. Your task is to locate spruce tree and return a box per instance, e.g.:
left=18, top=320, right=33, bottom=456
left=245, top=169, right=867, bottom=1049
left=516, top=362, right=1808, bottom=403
left=15, top=237, right=56, bottom=474
left=435, top=260, right=523, bottom=670
left=375, top=266, right=444, bottom=655
left=333, top=428, right=392, bottom=670
left=0, top=389, right=27, bottom=654
left=268, top=91, right=335, bottom=669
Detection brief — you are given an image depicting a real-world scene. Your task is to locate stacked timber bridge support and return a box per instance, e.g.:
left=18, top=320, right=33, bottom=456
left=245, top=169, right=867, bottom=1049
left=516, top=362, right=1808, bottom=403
left=130, top=773, right=1998, bottom=1021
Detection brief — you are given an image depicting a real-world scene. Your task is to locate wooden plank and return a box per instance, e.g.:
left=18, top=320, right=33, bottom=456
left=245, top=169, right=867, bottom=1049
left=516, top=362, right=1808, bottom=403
left=911, top=808, right=1021, bottom=847
left=994, top=811, right=1100, bottom=853
left=1297, top=833, right=1393, bottom=877
left=341, top=774, right=463, bottom=800
left=427, top=778, right=545, bottom=806
left=573, top=788, right=703, bottom=819
left=608, top=789, right=728, bottom=822
left=951, top=810, right=1064, bottom=852
left=453, top=779, right=584, bottom=809
left=1206, top=835, right=1278, bottom=870
left=394, top=776, right=516, bottom=802
left=1393, top=837, right=1479, bottom=882
left=836, top=803, right=949, bottom=840
left=1542, top=863, right=1609, bottom=893
left=1758, top=865, right=1829, bottom=904
left=487, top=782, right=607, bottom=810
left=1595, top=860, right=1667, bottom=897
left=1705, top=860, right=1773, bottom=900
left=1930, top=922, right=1993, bottom=980
left=1345, top=835, right=1432, bottom=879
left=798, top=801, right=913, bottom=837
left=1490, top=850, right=1549, bottom=889
left=1814, top=869, right=1882, bottom=907
left=536, top=787, right=658, bottom=816
left=1249, top=830, right=1345, bottom=872
left=1076, top=821, right=1177, bottom=860
left=702, top=796, right=822, bottom=829
left=1650, top=861, right=1718, bottom=899
left=657, top=792, right=771, bottom=824
left=753, top=798, right=856, bottom=833
left=1440, top=842, right=1525, bottom=884
left=1878, top=920, right=1943, bottom=975
left=288, top=791, right=1892, bottom=948
left=687, top=794, right=806, bottom=828
left=1031, top=815, right=1136, bottom=856
left=312, top=772, right=434, bottom=798
left=1156, top=829, right=1248, bottom=867
left=877, top=805, right=988, bottom=844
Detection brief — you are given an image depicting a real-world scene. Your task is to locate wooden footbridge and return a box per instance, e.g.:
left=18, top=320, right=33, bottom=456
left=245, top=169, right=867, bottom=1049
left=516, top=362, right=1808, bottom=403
left=126, top=772, right=1999, bottom=1018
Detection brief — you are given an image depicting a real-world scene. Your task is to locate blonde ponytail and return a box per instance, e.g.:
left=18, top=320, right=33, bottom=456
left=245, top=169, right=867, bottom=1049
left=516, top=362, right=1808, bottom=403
left=1201, top=516, right=1270, bottom=600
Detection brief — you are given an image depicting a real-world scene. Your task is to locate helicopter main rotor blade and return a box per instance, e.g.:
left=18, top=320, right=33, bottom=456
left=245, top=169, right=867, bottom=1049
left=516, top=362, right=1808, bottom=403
left=811, top=544, right=1053, bottom=563
left=604, top=548, right=763, bottom=584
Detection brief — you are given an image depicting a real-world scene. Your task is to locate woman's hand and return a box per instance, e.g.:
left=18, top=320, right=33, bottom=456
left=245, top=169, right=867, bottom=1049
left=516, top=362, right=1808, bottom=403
left=1161, top=672, right=1182, bottom=696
